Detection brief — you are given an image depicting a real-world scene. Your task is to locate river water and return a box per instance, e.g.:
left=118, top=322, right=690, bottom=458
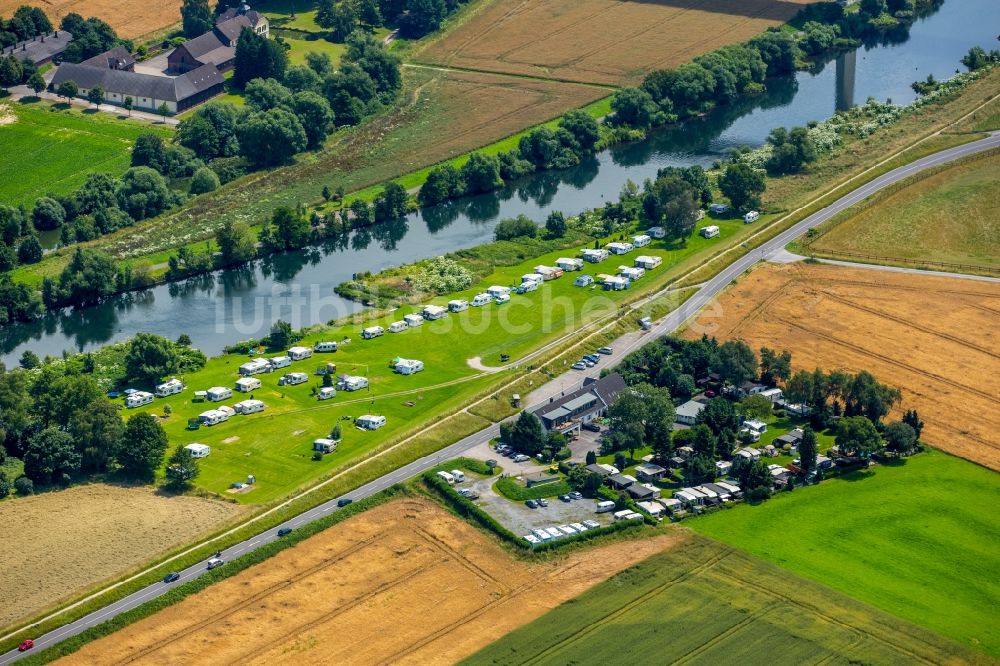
left=3, top=0, right=997, bottom=365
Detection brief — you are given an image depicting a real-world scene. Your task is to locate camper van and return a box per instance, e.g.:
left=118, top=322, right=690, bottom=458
left=206, top=386, right=232, bottom=402
left=448, top=299, right=469, bottom=312
left=279, top=372, right=308, bottom=386
left=356, top=414, right=386, bottom=431
left=515, top=280, right=538, bottom=294
left=125, top=391, right=154, bottom=408
left=700, top=225, right=720, bottom=239
left=314, top=341, right=338, bottom=353
left=403, top=314, right=424, bottom=328
left=494, top=292, right=510, bottom=304
left=235, top=377, right=261, bottom=393
left=422, top=305, right=448, bottom=320
left=337, top=375, right=368, bottom=391
left=155, top=379, right=185, bottom=397
left=184, top=443, right=210, bottom=458
left=268, top=355, right=292, bottom=370
left=239, top=358, right=271, bottom=376
left=486, top=285, right=511, bottom=299
left=361, top=326, right=385, bottom=340
left=436, top=471, right=456, bottom=485
left=394, top=358, right=424, bottom=375
left=450, top=469, right=466, bottom=483
left=198, top=409, right=231, bottom=426
left=235, top=399, right=265, bottom=415
left=521, top=273, right=543, bottom=285
left=743, top=210, right=760, bottom=224
left=471, top=293, right=492, bottom=307
left=632, top=234, right=651, bottom=248
left=596, top=500, right=616, bottom=513
left=288, top=346, right=313, bottom=361
left=317, top=387, right=337, bottom=400
left=388, top=320, right=408, bottom=333
left=313, top=438, right=339, bottom=453
left=619, top=266, right=645, bottom=281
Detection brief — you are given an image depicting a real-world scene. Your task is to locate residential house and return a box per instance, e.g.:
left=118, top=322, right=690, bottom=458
left=675, top=400, right=706, bottom=425
left=530, top=373, right=626, bottom=436
left=634, top=463, right=667, bottom=482
left=608, top=473, right=636, bottom=490
left=168, top=7, right=269, bottom=73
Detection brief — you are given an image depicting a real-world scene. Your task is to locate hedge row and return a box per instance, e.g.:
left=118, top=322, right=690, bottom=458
left=494, top=475, right=572, bottom=501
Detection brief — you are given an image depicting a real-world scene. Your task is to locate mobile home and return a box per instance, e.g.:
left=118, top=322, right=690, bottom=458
left=317, top=387, right=336, bottom=400
left=436, top=470, right=455, bottom=485
left=234, top=399, right=266, bottom=415
left=422, top=304, right=448, bottom=320
left=634, top=255, right=661, bottom=270
left=155, top=378, right=185, bottom=397
left=555, top=257, right=584, bottom=271
left=596, top=500, right=616, bottom=513
left=448, top=299, right=469, bottom=312
left=603, top=276, right=629, bottom=291
left=288, top=346, right=313, bottom=361
left=743, top=210, right=760, bottom=224
left=239, top=358, right=271, bottom=376
left=206, top=386, right=232, bottom=402
left=235, top=377, right=261, bottom=393
left=394, top=358, right=424, bottom=375
left=761, top=387, right=784, bottom=403
left=184, top=443, right=211, bottom=458
left=646, top=226, right=666, bottom=239
left=533, top=265, right=563, bottom=280
left=356, top=414, right=386, bottom=431
left=494, top=292, right=510, bottom=304
left=337, top=375, right=368, bottom=391
left=632, top=234, right=651, bottom=248
left=314, top=341, right=338, bottom=353
left=574, top=274, right=594, bottom=287
left=580, top=248, right=609, bottom=263
left=471, top=293, right=492, bottom=307
left=486, top=285, right=511, bottom=299
left=450, top=469, right=466, bottom=483
left=279, top=372, right=308, bottom=386
left=361, top=325, right=385, bottom=339
left=605, top=242, right=633, bottom=255
left=403, top=314, right=424, bottom=328
left=125, top=391, right=154, bottom=408
left=700, top=225, right=720, bottom=239
left=521, top=273, right=544, bottom=285
left=516, top=280, right=538, bottom=294
left=313, top=438, right=339, bottom=453
left=198, top=409, right=231, bottom=426
left=388, top=320, right=408, bottom=333
left=619, top=266, right=645, bottom=281
left=268, top=355, right=292, bottom=370
left=709, top=203, right=729, bottom=215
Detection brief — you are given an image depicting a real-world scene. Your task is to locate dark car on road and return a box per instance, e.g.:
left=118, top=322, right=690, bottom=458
left=277, top=527, right=293, bottom=537
left=597, top=347, right=613, bottom=355
left=525, top=499, right=539, bottom=509
left=337, top=498, right=353, bottom=507
left=163, top=572, right=181, bottom=584
left=582, top=422, right=601, bottom=432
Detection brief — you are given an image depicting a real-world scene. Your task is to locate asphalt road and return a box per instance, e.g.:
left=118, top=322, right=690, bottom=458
left=2, top=130, right=997, bottom=665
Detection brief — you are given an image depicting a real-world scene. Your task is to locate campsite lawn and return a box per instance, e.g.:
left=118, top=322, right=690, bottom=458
left=0, top=100, right=172, bottom=208
left=464, top=532, right=986, bottom=665
left=691, top=450, right=1000, bottom=658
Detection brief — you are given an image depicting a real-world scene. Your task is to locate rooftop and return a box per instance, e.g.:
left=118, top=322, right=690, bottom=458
left=3, top=30, right=73, bottom=62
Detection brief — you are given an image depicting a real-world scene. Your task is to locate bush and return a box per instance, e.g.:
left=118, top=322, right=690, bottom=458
left=189, top=167, right=220, bottom=194
left=0, top=475, right=9, bottom=499
left=14, top=475, right=33, bottom=495
left=493, top=214, right=538, bottom=241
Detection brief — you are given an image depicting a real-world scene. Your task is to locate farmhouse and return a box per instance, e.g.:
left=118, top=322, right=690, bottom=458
left=555, top=258, right=584, bottom=271
left=530, top=373, right=625, bottom=436
left=580, top=248, right=608, bottom=263
left=168, top=8, right=269, bottom=73
left=574, top=274, right=594, bottom=287
left=675, top=400, right=706, bottom=425
left=634, top=255, right=661, bottom=270
left=3, top=30, right=73, bottom=65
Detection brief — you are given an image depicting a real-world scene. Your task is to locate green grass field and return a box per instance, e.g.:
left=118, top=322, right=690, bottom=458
left=807, top=150, right=1000, bottom=268
left=0, top=100, right=172, bottom=208
left=465, top=533, right=988, bottom=665
left=124, top=224, right=735, bottom=503
left=691, top=450, right=1000, bottom=658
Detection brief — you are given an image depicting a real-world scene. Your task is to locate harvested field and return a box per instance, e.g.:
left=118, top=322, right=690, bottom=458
left=0, top=0, right=181, bottom=38
left=467, top=533, right=990, bottom=665
left=58, top=498, right=682, bottom=665
left=684, top=262, right=1000, bottom=470
left=0, top=484, right=241, bottom=631
left=416, top=0, right=811, bottom=86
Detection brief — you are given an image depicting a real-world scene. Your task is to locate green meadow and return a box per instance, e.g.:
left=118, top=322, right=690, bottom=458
left=0, top=100, right=172, bottom=208
left=465, top=534, right=988, bottom=665
left=692, top=450, right=1000, bottom=658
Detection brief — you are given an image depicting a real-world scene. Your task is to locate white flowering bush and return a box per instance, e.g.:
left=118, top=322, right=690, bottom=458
left=411, top=256, right=474, bottom=294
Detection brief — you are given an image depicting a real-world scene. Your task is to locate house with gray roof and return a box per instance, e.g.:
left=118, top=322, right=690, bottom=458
left=2, top=30, right=73, bottom=65
left=675, top=399, right=706, bottom=426
left=51, top=60, right=224, bottom=113
left=168, top=5, right=269, bottom=73
left=530, top=373, right=626, bottom=436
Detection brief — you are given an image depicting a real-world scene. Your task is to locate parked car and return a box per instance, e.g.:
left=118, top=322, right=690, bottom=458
left=559, top=494, right=571, bottom=502
left=337, top=498, right=353, bottom=507
left=582, top=358, right=596, bottom=367
left=525, top=499, right=539, bottom=509
left=277, top=527, right=293, bottom=537
left=18, top=640, right=33, bottom=652
left=532, top=528, right=552, bottom=541
left=569, top=491, right=583, bottom=500
left=583, top=519, right=601, bottom=529
left=163, top=572, right=180, bottom=583
left=206, top=557, right=224, bottom=570
left=582, top=422, right=601, bottom=432
left=537, top=498, right=549, bottom=507
left=597, top=347, right=613, bottom=355
left=585, top=354, right=600, bottom=363
left=523, top=534, right=540, bottom=544
left=572, top=362, right=587, bottom=370
left=512, top=454, right=530, bottom=463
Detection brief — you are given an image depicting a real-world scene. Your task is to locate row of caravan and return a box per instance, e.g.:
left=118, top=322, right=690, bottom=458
left=238, top=346, right=326, bottom=377
left=198, top=399, right=267, bottom=426
left=126, top=378, right=186, bottom=407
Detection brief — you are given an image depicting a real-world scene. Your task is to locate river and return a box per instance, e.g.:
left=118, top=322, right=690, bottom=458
left=3, top=0, right=997, bottom=365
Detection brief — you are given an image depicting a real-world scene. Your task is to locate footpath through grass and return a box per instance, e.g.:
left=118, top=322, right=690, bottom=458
left=0, top=100, right=172, bottom=208
left=465, top=532, right=989, bottom=665
left=691, top=450, right=1000, bottom=658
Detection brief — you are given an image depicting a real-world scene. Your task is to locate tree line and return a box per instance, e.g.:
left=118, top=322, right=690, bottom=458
left=314, top=0, right=472, bottom=41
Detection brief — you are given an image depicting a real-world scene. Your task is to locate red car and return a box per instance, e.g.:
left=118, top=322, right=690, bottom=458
left=18, top=639, right=34, bottom=652
left=705, top=390, right=716, bottom=398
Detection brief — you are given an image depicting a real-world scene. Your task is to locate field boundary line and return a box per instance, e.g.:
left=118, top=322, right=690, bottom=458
left=403, top=62, right=619, bottom=90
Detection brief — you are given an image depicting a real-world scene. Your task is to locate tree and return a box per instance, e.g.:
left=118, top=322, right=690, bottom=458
left=373, top=182, right=408, bottom=221
left=460, top=152, right=503, bottom=194
left=606, top=389, right=649, bottom=457
left=238, top=108, right=307, bottom=166
left=544, top=211, right=567, bottom=238
left=267, top=206, right=310, bottom=250
left=358, top=0, right=383, bottom=26
left=418, top=164, right=463, bottom=206
left=125, top=332, right=181, bottom=383
left=327, top=3, right=358, bottom=41
left=31, top=197, right=66, bottom=231
left=759, top=347, right=792, bottom=385
left=69, top=397, right=124, bottom=472
left=216, top=219, right=256, bottom=265
left=716, top=339, right=758, bottom=385
left=610, top=87, right=663, bottom=127
left=14, top=475, right=33, bottom=496
left=291, top=91, right=334, bottom=149
left=766, top=126, right=817, bottom=175
left=122, top=96, right=133, bottom=116
left=87, top=85, right=104, bottom=107
left=673, top=423, right=715, bottom=459
left=585, top=450, right=597, bottom=465
left=131, top=133, right=166, bottom=170
left=798, top=426, right=817, bottom=472
left=566, top=466, right=603, bottom=496
left=269, top=319, right=294, bottom=349
left=349, top=199, right=372, bottom=227
left=642, top=174, right=699, bottom=240
left=835, top=415, right=881, bottom=459
left=45, top=248, right=119, bottom=306
left=244, top=77, right=293, bottom=111
left=684, top=454, right=716, bottom=484
left=399, top=0, right=446, bottom=37
left=284, top=63, right=323, bottom=94
left=509, top=410, right=545, bottom=456
left=494, top=215, right=537, bottom=241
left=696, top=398, right=741, bottom=453
left=559, top=110, right=600, bottom=153
left=739, top=394, right=772, bottom=421
left=116, top=166, right=173, bottom=220
left=0, top=55, right=22, bottom=90
left=165, top=444, right=200, bottom=488
left=76, top=172, right=120, bottom=216
left=19, top=350, right=40, bottom=369
left=23, top=428, right=81, bottom=485
left=902, top=409, right=924, bottom=440
left=233, top=27, right=287, bottom=87
left=17, top=234, right=42, bottom=264
left=189, top=166, right=220, bottom=195
left=181, top=0, right=213, bottom=37
left=844, top=370, right=900, bottom=423
left=117, top=413, right=168, bottom=479
left=883, top=421, right=917, bottom=455
left=785, top=369, right=814, bottom=406
left=719, top=162, right=765, bottom=212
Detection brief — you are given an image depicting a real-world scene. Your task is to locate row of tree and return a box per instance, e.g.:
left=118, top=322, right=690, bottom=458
left=314, top=0, right=471, bottom=40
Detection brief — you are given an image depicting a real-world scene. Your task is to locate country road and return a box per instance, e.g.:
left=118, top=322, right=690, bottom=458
left=2, top=130, right=998, bottom=664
